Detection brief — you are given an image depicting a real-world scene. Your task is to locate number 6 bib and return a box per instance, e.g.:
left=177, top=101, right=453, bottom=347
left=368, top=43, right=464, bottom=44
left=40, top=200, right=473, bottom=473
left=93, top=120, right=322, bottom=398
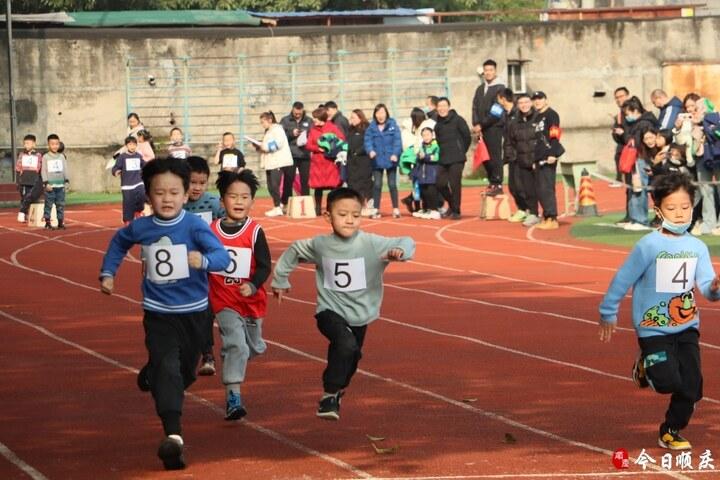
left=146, top=244, right=190, bottom=283
left=656, top=257, right=697, bottom=293
left=322, top=258, right=367, bottom=292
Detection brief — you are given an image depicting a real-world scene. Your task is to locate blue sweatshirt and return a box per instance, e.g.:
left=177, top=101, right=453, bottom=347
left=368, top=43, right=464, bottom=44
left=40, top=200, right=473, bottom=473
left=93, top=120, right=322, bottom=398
left=100, top=210, right=231, bottom=314
left=599, top=230, right=720, bottom=338
left=183, top=191, right=225, bottom=224
left=112, top=152, right=146, bottom=190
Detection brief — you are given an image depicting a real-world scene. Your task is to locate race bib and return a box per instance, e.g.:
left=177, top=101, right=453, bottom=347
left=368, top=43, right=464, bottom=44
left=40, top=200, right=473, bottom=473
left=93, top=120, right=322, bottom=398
left=194, top=211, right=213, bottom=224
left=656, top=257, right=697, bottom=293
left=21, top=155, right=38, bottom=169
left=171, top=150, right=187, bottom=159
left=146, top=244, right=190, bottom=283
left=222, top=154, right=238, bottom=169
left=47, top=159, right=63, bottom=173
left=322, top=257, right=367, bottom=292
left=215, top=247, right=252, bottom=279
left=126, top=157, right=141, bottom=171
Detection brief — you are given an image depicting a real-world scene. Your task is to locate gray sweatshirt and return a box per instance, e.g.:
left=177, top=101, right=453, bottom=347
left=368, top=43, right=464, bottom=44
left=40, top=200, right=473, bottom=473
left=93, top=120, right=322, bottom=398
left=272, top=230, right=415, bottom=326
left=41, top=152, right=69, bottom=187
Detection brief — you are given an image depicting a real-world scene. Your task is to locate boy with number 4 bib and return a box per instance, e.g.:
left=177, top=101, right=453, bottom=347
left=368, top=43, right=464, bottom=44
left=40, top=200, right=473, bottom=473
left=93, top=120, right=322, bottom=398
left=272, top=187, right=415, bottom=420
left=599, top=173, right=720, bottom=451
left=99, top=158, right=230, bottom=470
left=209, top=169, right=271, bottom=420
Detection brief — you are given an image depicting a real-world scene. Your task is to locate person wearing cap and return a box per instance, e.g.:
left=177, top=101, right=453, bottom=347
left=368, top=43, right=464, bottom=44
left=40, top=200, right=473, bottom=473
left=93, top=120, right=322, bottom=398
left=531, top=91, right=564, bottom=230
left=471, top=59, right=506, bottom=197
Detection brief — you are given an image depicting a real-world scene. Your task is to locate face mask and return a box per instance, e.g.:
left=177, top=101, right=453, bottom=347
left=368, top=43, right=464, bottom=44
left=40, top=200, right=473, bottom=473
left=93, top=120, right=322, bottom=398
left=657, top=211, right=690, bottom=234
left=625, top=115, right=638, bottom=123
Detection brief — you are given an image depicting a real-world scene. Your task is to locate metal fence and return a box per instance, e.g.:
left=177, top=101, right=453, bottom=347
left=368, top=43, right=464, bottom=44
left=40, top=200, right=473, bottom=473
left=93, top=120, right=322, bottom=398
left=125, top=48, right=451, bottom=150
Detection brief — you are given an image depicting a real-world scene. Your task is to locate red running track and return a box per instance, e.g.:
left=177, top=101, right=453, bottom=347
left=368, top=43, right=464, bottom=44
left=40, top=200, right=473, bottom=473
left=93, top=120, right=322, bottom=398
left=0, top=183, right=718, bottom=480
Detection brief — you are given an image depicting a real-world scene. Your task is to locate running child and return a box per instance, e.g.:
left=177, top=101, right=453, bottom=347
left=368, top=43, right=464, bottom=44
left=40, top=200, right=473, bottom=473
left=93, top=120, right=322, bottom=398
left=271, top=187, right=415, bottom=420
left=99, top=157, right=230, bottom=470
left=599, top=173, right=720, bottom=450
left=209, top=169, right=271, bottom=420
left=112, top=136, right=146, bottom=224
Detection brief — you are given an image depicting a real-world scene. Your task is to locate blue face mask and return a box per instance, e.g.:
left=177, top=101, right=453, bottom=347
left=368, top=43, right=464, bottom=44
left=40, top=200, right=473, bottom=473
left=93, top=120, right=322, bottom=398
left=658, top=212, right=691, bottom=234
left=625, top=115, right=638, bottom=123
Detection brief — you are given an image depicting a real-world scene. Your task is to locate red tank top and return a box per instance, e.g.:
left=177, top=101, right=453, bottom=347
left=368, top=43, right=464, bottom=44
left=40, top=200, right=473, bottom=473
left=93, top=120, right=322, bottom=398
left=209, top=218, right=267, bottom=318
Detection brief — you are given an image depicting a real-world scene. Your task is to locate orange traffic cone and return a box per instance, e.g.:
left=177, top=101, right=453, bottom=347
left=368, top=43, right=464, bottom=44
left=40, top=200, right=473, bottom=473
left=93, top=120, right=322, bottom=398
left=577, top=169, right=599, bottom=216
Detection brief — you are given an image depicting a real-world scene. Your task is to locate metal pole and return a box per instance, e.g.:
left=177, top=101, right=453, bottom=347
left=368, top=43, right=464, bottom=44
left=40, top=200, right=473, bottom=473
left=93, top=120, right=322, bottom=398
left=5, top=0, right=18, bottom=180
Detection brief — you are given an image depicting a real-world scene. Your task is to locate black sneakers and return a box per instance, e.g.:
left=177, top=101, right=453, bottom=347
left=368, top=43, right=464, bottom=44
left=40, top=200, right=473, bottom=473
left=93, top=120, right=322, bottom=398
left=197, top=353, right=216, bottom=376
left=158, top=435, right=185, bottom=470
left=225, top=390, right=247, bottom=421
left=316, top=391, right=344, bottom=421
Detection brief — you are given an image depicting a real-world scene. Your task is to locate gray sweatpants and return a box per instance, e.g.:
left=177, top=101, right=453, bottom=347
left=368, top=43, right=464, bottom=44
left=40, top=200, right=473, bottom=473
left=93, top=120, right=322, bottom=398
left=216, top=308, right=267, bottom=385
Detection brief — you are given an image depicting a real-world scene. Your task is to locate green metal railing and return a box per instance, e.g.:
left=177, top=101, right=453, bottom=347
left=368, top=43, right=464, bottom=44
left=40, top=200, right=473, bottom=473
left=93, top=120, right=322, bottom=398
left=125, top=48, right=451, bottom=150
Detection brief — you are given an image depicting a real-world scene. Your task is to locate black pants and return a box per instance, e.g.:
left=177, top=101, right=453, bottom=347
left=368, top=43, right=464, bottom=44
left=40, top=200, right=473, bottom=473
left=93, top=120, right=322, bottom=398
left=18, top=180, right=43, bottom=215
left=420, top=183, right=438, bottom=211
left=535, top=162, right=558, bottom=219
left=315, top=310, right=367, bottom=394
left=639, top=328, right=702, bottom=432
left=508, top=162, right=528, bottom=212
left=436, top=162, right=465, bottom=215
left=143, top=310, right=207, bottom=436
left=614, top=147, right=623, bottom=182
left=483, top=128, right=504, bottom=186
left=201, top=307, right=215, bottom=357
left=266, top=166, right=295, bottom=207
left=314, top=188, right=328, bottom=215
left=121, top=186, right=146, bottom=223
left=293, top=158, right=311, bottom=196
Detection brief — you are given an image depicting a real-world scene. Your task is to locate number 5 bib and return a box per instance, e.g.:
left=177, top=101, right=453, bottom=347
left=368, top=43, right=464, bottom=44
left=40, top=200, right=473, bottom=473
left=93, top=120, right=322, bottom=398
left=322, top=258, right=367, bottom=292
left=656, top=257, right=697, bottom=293
left=146, top=244, right=190, bottom=283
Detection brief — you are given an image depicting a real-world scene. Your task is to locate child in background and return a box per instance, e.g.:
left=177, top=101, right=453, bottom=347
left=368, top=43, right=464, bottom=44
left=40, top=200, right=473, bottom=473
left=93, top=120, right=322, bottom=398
left=15, top=134, right=44, bottom=223
left=412, top=127, right=441, bottom=220
left=213, top=132, right=246, bottom=172
left=209, top=169, right=271, bottom=420
left=167, top=127, right=192, bottom=160
left=136, top=130, right=156, bottom=162
left=41, top=134, right=69, bottom=230
left=272, top=187, right=415, bottom=420
left=100, top=158, right=230, bottom=470
left=184, top=156, right=226, bottom=376
left=599, top=173, right=720, bottom=451
left=112, top=136, right=146, bottom=225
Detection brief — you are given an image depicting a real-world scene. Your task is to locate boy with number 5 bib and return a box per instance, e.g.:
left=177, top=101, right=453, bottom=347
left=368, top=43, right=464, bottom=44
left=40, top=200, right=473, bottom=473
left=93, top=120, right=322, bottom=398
left=272, top=187, right=415, bottom=420
left=99, top=158, right=230, bottom=470
left=209, top=169, right=271, bottom=420
left=599, top=173, right=720, bottom=451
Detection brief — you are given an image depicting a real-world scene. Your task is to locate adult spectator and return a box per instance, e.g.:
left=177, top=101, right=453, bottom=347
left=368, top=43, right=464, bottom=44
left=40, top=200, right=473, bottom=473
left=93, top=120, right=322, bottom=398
left=325, top=101, right=350, bottom=139
left=611, top=87, right=630, bottom=186
left=531, top=91, right=564, bottom=230
left=651, top=89, right=683, bottom=131
left=365, top=104, right=403, bottom=218
left=257, top=111, right=294, bottom=217
left=114, top=112, right=146, bottom=157
left=506, top=93, right=540, bottom=227
left=472, top=59, right=505, bottom=196
left=346, top=109, right=374, bottom=213
left=306, top=106, right=344, bottom=215
left=497, top=87, right=528, bottom=223
left=280, top=101, right=313, bottom=195
left=425, top=95, right=439, bottom=121
left=434, top=97, right=471, bottom=220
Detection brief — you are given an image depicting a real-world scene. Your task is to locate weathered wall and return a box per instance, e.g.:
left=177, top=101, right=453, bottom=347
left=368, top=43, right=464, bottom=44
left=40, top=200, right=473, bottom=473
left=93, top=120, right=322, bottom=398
left=1, top=18, right=719, bottom=192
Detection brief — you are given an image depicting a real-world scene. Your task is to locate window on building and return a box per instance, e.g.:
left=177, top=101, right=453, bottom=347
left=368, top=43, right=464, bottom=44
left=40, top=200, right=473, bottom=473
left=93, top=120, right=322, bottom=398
left=507, top=61, right=527, bottom=94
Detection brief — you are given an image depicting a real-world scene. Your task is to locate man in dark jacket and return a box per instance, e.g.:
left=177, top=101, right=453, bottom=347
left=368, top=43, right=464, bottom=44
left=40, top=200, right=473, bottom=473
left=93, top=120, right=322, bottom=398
left=531, top=91, right=564, bottom=230
left=434, top=97, right=471, bottom=220
left=611, top=87, right=630, bottom=185
left=506, top=94, right=540, bottom=227
left=425, top=95, right=439, bottom=121
left=651, top=89, right=683, bottom=131
left=498, top=88, right=528, bottom=223
left=472, top=59, right=505, bottom=196
left=280, top=101, right=313, bottom=195
left=325, top=101, right=350, bottom=139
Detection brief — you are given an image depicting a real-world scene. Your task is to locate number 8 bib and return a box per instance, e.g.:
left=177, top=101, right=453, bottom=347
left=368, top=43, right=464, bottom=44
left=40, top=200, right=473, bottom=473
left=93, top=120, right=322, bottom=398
left=146, top=244, right=190, bottom=282
left=656, top=258, right=697, bottom=293
left=322, top=258, right=367, bottom=292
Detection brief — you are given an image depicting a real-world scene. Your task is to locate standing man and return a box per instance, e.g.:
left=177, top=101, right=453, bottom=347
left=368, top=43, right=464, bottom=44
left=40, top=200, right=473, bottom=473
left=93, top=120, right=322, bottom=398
left=532, top=91, right=564, bottom=230
left=472, top=59, right=506, bottom=197
left=611, top=87, right=630, bottom=187
left=425, top=95, right=439, bottom=121
left=434, top=97, right=471, bottom=220
left=497, top=88, right=528, bottom=223
left=281, top=101, right=313, bottom=195
left=651, top=89, right=683, bottom=131
left=325, top=101, right=350, bottom=139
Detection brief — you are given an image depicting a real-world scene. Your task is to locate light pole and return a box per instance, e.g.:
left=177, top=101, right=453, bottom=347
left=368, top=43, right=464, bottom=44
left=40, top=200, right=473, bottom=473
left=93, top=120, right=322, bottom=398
left=5, top=0, right=17, bottom=180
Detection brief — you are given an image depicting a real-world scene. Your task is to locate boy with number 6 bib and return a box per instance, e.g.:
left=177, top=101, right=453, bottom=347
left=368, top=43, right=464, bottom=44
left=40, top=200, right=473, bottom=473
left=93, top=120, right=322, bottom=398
left=209, top=169, right=271, bottom=420
left=599, top=173, right=720, bottom=450
left=272, top=187, right=415, bottom=420
left=99, top=158, right=230, bottom=470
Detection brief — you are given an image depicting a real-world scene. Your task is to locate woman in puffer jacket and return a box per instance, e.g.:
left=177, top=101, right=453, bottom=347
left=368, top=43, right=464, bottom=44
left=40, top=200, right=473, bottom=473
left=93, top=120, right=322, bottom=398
left=364, top=104, right=403, bottom=218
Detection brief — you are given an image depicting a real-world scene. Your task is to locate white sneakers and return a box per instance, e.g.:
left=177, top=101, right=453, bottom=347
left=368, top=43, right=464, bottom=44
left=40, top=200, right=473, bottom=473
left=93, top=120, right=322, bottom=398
left=264, top=206, right=284, bottom=217
left=412, top=210, right=441, bottom=220
left=392, top=208, right=401, bottom=219
left=17, top=212, right=26, bottom=223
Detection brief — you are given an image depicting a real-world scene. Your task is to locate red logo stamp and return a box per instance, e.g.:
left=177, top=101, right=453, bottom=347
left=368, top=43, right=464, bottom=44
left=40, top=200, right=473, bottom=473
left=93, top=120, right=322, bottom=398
left=613, top=448, right=630, bottom=469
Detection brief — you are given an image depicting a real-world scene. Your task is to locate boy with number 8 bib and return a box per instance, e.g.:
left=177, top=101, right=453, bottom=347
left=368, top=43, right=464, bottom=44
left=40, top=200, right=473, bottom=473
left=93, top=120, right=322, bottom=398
left=599, top=173, right=720, bottom=451
left=99, top=158, right=230, bottom=470
left=209, top=169, right=271, bottom=420
left=272, top=187, right=415, bottom=420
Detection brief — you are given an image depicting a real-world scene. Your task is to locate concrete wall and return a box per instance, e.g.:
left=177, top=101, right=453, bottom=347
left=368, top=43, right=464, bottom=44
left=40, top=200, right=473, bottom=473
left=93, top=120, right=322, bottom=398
left=1, top=17, right=719, bottom=192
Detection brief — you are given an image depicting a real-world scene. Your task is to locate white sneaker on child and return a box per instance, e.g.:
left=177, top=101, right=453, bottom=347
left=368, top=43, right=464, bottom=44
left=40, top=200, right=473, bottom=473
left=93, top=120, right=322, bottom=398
left=264, top=206, right=284, bottom=217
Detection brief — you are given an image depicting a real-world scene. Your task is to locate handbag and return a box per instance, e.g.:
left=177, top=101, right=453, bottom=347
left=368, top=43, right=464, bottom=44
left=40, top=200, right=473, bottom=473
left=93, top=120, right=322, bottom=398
left=472, top=138, right=491, bottom=170
left=619, top=139, right=638, bottom=174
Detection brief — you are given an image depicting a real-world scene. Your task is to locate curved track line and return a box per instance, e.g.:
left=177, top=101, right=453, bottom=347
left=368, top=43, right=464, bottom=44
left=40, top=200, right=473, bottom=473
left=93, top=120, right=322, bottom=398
left=0, top=440, right=48, bottom=480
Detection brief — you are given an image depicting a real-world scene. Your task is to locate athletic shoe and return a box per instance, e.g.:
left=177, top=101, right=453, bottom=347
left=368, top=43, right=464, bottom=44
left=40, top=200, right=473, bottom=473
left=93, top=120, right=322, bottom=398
left=423, top=210, right=442, bottom=220
left=508, top=210, right=527, bottom=223
left=157, top=435, right=185, bottom=470
left=691, top=221, right=705, bottom=236
left=609, top=181, right=624, bottom=188
left=225, top=390, right=247, bottom=421
left=401, top=196, right=415, bottom=214
left=197, top=354, right=216, bottom=376
left=438, top=206, right=448, bottom=216
left=632, top=353, right=649, bottom=388
left=264, top=206, right=284, bottom=217
left=44, top=222, right=54, bottom=230
left=450, top=212, right=462, bottom=220
left=56, top=222, right=66, bottom=230
left=624, top=222, right=650, bottom=231
left=485, top=185, right=502, bottom=197
left=370, top=213, right=382, bottom=219
left=522, top=214, right=541, bottom=227
left=392, top=208, right=401, bottom=218
left=658, top=427, right=692, bottom=450
left=317, top=391, right=343, bottom=420
left=17, top=212, right=25, bottom=223
left=536, top=218, right=560, bottom=230
left=412, top=210, right=426, bottom=218
left=137, top=363, right=151, bottom=392
left=361, top=207, right=376, bottom=217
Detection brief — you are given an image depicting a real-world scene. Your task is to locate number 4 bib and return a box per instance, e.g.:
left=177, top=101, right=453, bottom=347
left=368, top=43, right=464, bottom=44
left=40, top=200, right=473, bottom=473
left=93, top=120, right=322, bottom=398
left=656, top=258, right=697, bottom=293
left=322, top=258, right=367, bottom=292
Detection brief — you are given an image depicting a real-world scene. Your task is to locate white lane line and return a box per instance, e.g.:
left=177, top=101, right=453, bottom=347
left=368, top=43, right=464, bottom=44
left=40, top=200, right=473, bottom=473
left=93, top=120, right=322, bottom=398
left=0, top=440, right=48, bottom=480
left=0, top=309, right=372, bottom=479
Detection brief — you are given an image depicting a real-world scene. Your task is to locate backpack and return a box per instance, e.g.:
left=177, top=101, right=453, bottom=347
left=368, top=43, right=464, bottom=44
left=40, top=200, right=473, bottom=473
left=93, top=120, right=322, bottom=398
left=317, top=133, right=347, bottom=160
